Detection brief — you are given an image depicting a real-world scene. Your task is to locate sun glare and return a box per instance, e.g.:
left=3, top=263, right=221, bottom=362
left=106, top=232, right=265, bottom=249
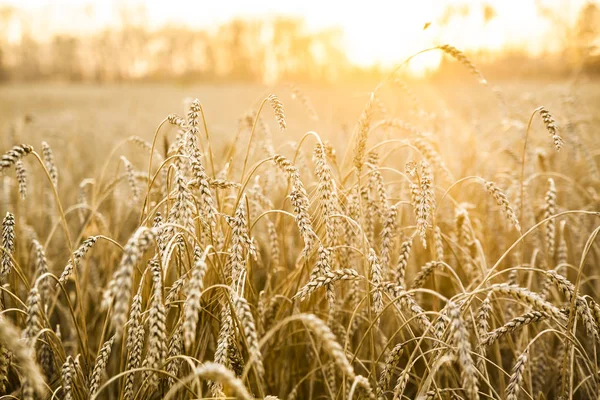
left=408, top=52, right=444, bottom=76
left=324, top=0, right=581, bottom=73
left=0, top=0, right=589, bottom=75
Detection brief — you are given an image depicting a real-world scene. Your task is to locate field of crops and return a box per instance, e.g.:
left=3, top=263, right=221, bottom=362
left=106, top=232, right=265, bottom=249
left=0, top=53, right=599, bottom=400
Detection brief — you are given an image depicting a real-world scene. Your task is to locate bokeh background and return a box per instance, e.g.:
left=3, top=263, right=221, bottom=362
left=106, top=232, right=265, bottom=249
left=0, top=0, right=599, bottom=83
left=1, top=0, right=599, bottom=183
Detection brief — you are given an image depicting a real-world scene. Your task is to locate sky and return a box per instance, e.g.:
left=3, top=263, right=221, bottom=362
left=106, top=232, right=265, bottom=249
left=0, top=0, right=588, bottom=69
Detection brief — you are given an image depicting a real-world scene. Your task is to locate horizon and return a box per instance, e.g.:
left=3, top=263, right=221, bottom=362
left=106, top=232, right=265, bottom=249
left=0, top=0, right=588, bottom=73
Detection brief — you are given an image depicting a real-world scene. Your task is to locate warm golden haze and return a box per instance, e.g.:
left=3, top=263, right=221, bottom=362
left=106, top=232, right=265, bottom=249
left=0, top=1, right=599, bottom=400
left=0, top=0, right=598, bottom=81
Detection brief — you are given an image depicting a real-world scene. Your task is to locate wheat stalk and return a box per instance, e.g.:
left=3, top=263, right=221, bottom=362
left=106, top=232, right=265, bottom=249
left=448, top=302, right=479, bottom=400
left=142, top=259, right=167, bottom=388
left=544, top=178, right=557, bottom=257
left=57, top=236, right=98, bottom=286
left=294, top=269, right=359, bottom=302
left=411, top=261, right=444, bottom=289
left=481, top=311, right=548, bottom=346
left=538, top=107, right=563, bottom=151
left=195, top=362, right=252, bottom=400
left=490, top=284, right=565, bottom=321
left=298, top=314, right=356, bottom=379
left=1, top=212, right=15, bottom=279
left=183, top=247, right=209, bottom=350
left=41, top=141, right=58, bottom=187
left=0, top=144, right=33, bottom=175
left=352, top=94, right=374, bottom=171
left=61, top=356, right=74, bottom=400
left=267, top=94, right=287, bottom=131
left=105, top=227, right=156, bottom=337
left=123, top=292, right=144, bottom=400
left=233, top=293, right=265, bottom=382
left=383, top=283, right=431, bottom=330
left=89, top=335, right=115, bottom=396
left=369, top=248, right=383, bottom=318
left=379, top=342, right=404, bottom=392
left=506, top=348, right=529, bottom=400
left=380, top=205, right=397, bottom=273
left=484, top=180, right=520, bottom=231
left=15, top=160, right=26, bottom=199
left=438, top=44, right=487, bottom=84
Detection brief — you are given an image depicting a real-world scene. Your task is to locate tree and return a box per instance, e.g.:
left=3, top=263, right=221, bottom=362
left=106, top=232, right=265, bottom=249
left=575, top=1, right=600, bottom=71
left=0, top=6, right=16, bottom=81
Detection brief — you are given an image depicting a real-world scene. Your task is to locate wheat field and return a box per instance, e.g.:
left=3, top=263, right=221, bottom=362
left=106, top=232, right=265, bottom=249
left=0, top=48, right=600, bottom=400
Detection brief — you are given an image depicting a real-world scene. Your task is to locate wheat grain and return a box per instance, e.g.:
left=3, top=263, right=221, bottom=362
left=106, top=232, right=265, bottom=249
left=123, top=292, right=144, bottom=400
left=210, top=303, right=233, bottom=398
left=40, top=141, right=58, bottom=187
left=481, top=311, right=548, bottom=346
left=61, top=356, right=73, bottom=400
left=438, top=44, right=487, bottom=84
left=0, top=344, right=9, bottom=393
left=411, top=261, right=444, bottom=289
left=380, top=205, right=397, bottom=273
left=0, top=318, right=43, bottom=395
left=379, top=342, right=404, bottom=391
left=392, top=369, right=410, bottom=400
left=383, top=283, right=431, bottom=330
left=538, top=107, right=563, bottom=151
left=195, top=362, right=252, bottom=400
left=353, top=94, right=374, bottom=171
left=544, top=178, right=557, bottom=257
left=368, top=248, right=383, bottom=318
left=227, top=195, right=250, bottom=285
left=298, top=314, right=355, bottom=379
left=233, top=294, right=265, bottom=382
left=395, top=236, right=413, bottom=285
left=57, top=236, right=98, bottom=286
left=15, top=160, right=26, bottom=199
left=475, top=295, right=491, bottom=370
left=557, top=220, right=568, bottom=265
left=448, top=302, right=479, bottom=400
left=267, top=94, right=287, bottom=130
left=1, top=212, right=15, bottom=279
left=294, top=269, right=359, bottom=302
left=411, top=161, right=435, bottom=247
left=183, top=247, right=208, bottom=350
left=0, top=144, right=33, bottom=175
left=32, top=239, right=51, bottom=303
left=490, top=284, right=564, bottom=321
left=121, top=156, right=140, bottom=202
left=165, top=321, right=183, bottom=388
left=23, top=287, right=42, bottom=345
left=506, top=348, right=529, bottom=400
left=167, top=113, right=186, bottom=128
left=189, top=144, right=216, bottom=228
left=484, top=180, right=520, bottom=231
left=89, top=335, right=114, bottom=396
left=314, top=142, right=340, bottom=246
left=544, top=269, right=599, bottom=342
left=273, top=154, right=316, bottom=253
left=142, top=259, right=167, bottom=388
left=106, top=227, right=156, bottom=336
left=433, top=226, right=444, bottom=262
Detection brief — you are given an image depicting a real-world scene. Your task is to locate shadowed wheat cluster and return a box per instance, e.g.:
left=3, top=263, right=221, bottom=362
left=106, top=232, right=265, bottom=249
left=0, top=46, right=599, bottom=400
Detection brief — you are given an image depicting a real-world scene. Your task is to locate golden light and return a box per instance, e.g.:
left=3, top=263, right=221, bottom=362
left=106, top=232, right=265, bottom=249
left=0, top=0, right=589, bottom=75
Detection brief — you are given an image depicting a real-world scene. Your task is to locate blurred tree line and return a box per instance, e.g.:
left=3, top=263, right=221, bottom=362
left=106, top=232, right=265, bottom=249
left=0, top=2, right=599, bottom=83
left=0, top=5, right=351, bottom=83
left=431, top=1, right=600, bottom=81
